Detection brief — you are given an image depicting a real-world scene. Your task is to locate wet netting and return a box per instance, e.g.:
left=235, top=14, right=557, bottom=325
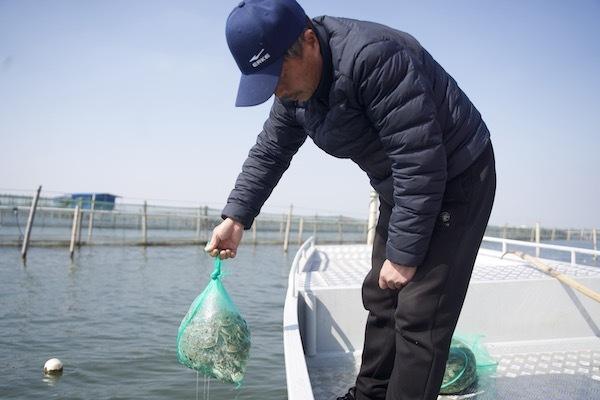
left=176, top=256, right=251, bottom=387
left=440, top=333, right=497, bottom=395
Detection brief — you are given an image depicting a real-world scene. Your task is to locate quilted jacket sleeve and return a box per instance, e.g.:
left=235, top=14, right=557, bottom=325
left=354, top=40, right=447, bottom=267
left=221, top=98, right=307, bottom=229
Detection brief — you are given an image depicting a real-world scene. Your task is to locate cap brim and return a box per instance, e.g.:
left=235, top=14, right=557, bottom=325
left=235, top=57, right=283, bottom=107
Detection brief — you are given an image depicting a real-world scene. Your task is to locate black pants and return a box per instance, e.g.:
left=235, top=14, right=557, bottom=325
left=355, top=143, right=496, bottom=400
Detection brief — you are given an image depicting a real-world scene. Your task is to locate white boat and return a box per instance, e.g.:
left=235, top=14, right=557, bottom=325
left=283, top=237, right=600, bottom=400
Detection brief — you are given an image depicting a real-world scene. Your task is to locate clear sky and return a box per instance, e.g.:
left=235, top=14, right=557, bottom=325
left=1, top=0, right=599, bottom=228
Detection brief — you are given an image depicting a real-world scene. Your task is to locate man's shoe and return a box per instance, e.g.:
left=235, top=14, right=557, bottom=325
left=337, top=386, right=356, bottom=400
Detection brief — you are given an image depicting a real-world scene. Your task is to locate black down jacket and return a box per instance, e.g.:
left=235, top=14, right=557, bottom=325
left=221, top=16, right=491, bottom=267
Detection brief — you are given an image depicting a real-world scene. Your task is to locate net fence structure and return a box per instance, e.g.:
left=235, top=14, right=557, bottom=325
left=0, top=192, right=369, bottom=248
left=1, top=191, right=598, bottom=255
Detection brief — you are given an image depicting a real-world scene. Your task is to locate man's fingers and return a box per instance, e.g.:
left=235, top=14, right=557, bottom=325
left=394, top=281, right=404, bottom=289
left=205, top=235, right=217, bottom=252
left=379, top=275, right=388, bottom=290
left=206, top=246, right=237, bottom=259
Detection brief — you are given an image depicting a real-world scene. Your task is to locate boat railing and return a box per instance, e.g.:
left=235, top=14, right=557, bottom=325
left=284, top=236, right=317, bottom=400
left=289, top=236, right=315, bottom=297
left=482, top=236, right=600, bottom=265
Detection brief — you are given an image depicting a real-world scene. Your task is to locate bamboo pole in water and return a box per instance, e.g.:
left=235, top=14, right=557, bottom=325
left=203, top=206, right=208, bottom=240
left=283, top=204, right=293, bottom=252
left=69, top=205, right=80, bottom=258
left=142, top=201, right=148, bottom=246
left=76, top=200, right=83, bottom=247
left=87, top=193, right=96, bottom=243
left=297, top=217, right=304, bottom=245
left=535, top=222, right=541, bottom=257
left=195, top=206, right=201, bottom=239
left=21, top=185, right=42, bottom=261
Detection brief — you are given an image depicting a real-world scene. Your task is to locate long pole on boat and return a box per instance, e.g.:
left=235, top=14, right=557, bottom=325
left=511, top=251, right=600, bottom=303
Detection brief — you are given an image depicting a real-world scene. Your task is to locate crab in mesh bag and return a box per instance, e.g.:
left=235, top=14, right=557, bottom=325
left=439, top=333, right=497, bottom=395
left=176, top=257, right=251, bottom=386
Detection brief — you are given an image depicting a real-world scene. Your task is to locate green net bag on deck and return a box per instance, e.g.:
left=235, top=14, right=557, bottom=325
left=439, top=333, right=497, bottom=395
left=176, top=257, right=251, bottom=386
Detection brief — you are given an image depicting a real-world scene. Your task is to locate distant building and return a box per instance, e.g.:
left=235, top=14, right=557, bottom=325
left=52, top=193, right=117, bottom=210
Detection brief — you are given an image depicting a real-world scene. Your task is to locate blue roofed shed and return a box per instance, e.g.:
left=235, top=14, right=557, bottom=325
left=68, top=193, right=117, bottom=210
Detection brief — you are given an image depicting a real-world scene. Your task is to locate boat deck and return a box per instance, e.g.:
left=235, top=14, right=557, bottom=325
left=291, top=244, right=600, bottom=400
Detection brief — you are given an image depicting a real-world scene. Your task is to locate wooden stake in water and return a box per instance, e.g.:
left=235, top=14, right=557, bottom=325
left=297, top=217, right=304, bottom=245
left=69, top=205, right=81, bottom=258
left=76, top=199, right=84, bottom=247
left=141, top=201, right=148, bottom=246
left=283, top=204, right=293, bottom=252
left=196, top=206, right=202, bottom=239
left=21, top=185, right=42, bottom=261
left=87, top=193, right=96, bottom=243
left=535, top=222, right=541, bottom=258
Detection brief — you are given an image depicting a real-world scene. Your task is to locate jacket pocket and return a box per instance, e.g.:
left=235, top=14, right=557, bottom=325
left=436, top=174, right=471, bottom=230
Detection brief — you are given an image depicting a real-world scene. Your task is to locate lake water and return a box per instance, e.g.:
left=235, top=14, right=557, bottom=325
left=0, top=244, right=299, bottom=399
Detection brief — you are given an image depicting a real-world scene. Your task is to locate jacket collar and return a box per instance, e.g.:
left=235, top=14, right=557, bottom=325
left=310, top=18, right=333, bottom=104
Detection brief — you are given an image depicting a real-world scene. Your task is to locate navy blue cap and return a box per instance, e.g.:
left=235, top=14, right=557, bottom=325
left=226, top=0, right=307, bottom=107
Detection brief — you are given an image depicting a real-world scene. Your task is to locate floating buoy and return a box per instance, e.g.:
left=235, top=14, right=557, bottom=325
left=43, top=358, right=63, bottom=375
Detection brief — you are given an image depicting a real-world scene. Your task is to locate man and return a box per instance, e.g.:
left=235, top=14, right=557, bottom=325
left=204, top=0, right=496, bottom=399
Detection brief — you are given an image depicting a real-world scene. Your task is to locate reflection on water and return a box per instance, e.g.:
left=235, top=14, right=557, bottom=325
left=42, top=371, right=63, bottom=387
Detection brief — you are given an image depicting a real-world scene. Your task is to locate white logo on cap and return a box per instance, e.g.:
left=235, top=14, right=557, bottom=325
left=250, top=48, right=270, bottom=67
left=249, top=49, right=264, bottom=62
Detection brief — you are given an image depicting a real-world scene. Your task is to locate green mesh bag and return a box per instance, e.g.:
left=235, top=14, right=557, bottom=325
left=176, top=257, right=251, bottom=386
left=439, top=333, right=497, bottom=395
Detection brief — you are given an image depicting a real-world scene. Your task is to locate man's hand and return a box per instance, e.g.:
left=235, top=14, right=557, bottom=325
left=205, top=217, right=244, bottom=259
left=378, top=259, right=417, bottom=290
